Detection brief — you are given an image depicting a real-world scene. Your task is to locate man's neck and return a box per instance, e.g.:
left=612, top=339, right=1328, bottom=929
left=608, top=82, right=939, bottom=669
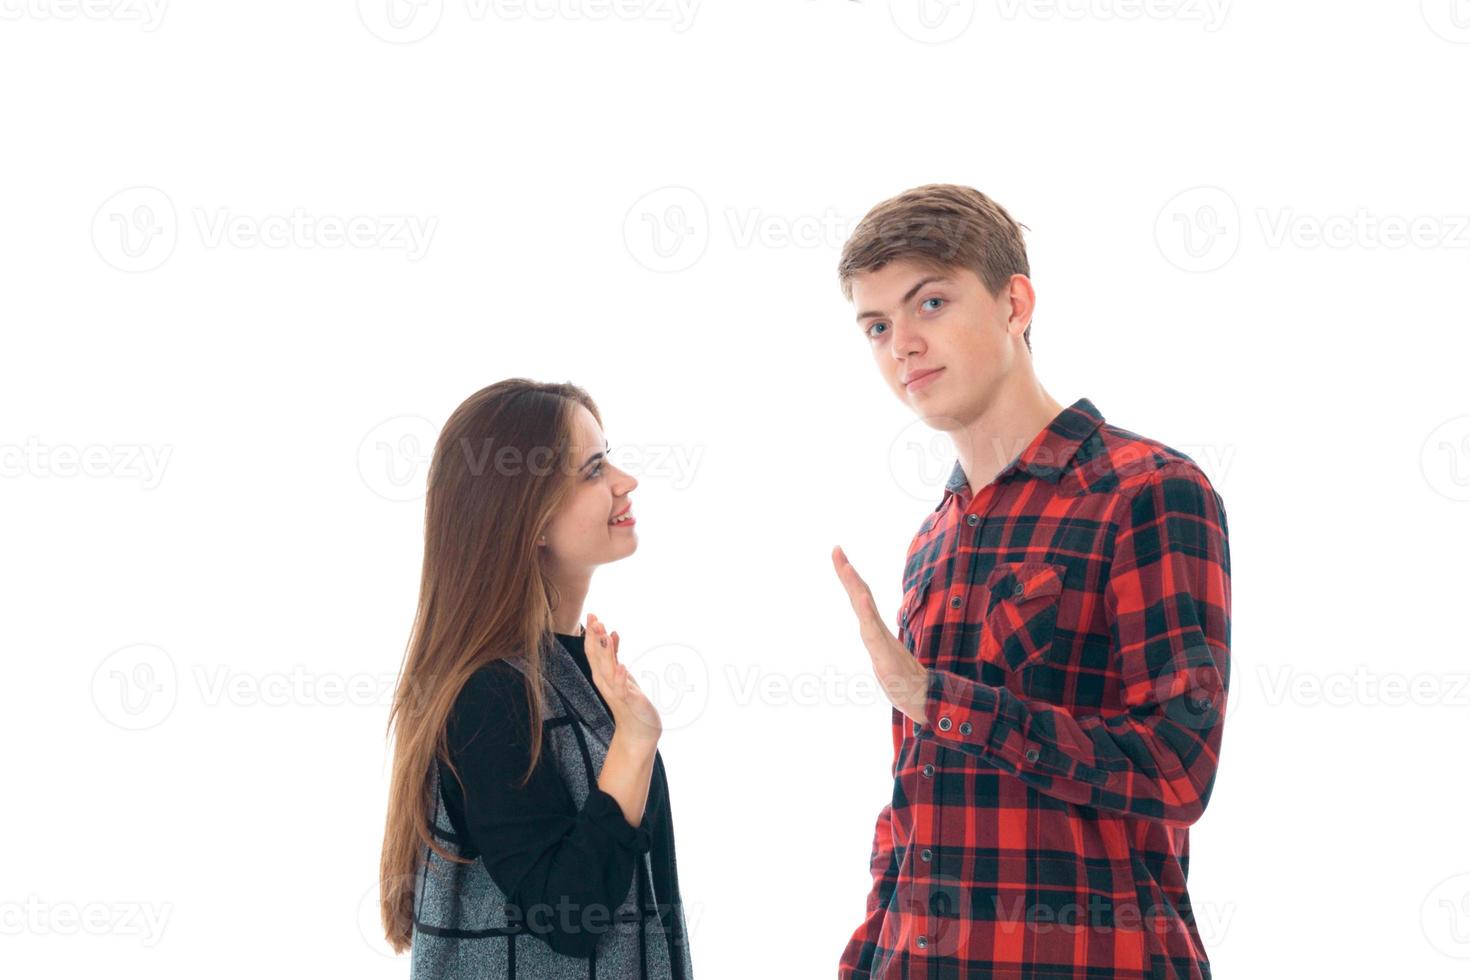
left=952, top=378, right=1065, bottom=497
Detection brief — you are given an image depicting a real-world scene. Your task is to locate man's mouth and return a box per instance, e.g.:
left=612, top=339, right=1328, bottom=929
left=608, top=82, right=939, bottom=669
left=904, top=367, right=945, bottom=390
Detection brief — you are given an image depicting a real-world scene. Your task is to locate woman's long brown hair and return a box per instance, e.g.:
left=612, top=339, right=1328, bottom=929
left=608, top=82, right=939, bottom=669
left=379, top=378, right=602, bottom=953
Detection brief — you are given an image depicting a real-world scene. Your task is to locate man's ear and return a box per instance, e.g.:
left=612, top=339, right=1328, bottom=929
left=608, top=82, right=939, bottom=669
left=1003, top=274, right=1036, bottom=334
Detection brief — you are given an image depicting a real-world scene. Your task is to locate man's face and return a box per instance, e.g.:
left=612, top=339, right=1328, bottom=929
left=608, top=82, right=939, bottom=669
left=850, top=258, right=1029, bottom=431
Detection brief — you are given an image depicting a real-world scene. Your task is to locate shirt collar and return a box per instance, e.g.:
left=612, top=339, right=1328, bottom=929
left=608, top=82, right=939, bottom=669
left=944, top=396, right=1106, bottom=497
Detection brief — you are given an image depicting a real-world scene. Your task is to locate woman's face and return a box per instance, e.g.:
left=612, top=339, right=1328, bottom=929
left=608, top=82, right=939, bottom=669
left=539, top=404, right=639, bottom=572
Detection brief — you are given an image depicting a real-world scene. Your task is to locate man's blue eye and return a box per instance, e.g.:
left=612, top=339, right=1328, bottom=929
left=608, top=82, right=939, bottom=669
left=868, top=322, right=888, bottom=339
left=922, top=297, right=943, bottom=311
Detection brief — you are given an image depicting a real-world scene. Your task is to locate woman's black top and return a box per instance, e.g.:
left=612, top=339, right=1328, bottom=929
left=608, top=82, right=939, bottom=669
left=437, top=630, right=685, bottom=969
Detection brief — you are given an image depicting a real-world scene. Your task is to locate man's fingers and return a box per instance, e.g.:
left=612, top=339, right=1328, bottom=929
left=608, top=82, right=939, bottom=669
left=843, top=568, right=879, bottom=630
left=830, top=545, right=858, bottom=595
left=832, top=545, right=875, bottom=614
left=832, top=546, right=896, bottom=651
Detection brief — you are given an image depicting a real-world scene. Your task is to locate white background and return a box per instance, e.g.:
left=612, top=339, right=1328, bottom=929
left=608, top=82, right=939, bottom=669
left=3, top=2, right=1469, bottom=977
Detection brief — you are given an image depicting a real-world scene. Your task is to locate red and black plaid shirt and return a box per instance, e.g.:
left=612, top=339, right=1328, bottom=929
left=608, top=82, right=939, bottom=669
left=839, top=397, right=1232, bottom=980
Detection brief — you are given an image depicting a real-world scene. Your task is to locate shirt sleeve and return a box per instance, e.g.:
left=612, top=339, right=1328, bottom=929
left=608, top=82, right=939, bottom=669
left=838, top=707, right=905, bottom=978
left=919, top=461, right=1232, bottom=826
left=443, top=663, right=653, bottom=959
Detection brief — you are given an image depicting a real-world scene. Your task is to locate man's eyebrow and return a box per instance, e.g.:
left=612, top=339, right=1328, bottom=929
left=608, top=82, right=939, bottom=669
left=855, top=276, right=952, bottom=323
left=580, top=440, right=611, bottom=471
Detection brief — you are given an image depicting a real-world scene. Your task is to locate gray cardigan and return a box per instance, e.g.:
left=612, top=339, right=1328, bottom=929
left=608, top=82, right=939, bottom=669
left=409, top=635, right=693, bottom=979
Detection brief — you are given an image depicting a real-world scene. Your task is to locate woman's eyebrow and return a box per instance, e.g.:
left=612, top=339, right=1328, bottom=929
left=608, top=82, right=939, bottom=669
left=580, top=440, right=611, bottom=471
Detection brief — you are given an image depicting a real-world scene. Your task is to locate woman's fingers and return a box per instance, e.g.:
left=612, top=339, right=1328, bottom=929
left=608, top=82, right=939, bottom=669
left=587, top=615, right=621, bottom=698
left=586, top=615, right=613, bottom=689
left=583, top=616, right=651, bottom=728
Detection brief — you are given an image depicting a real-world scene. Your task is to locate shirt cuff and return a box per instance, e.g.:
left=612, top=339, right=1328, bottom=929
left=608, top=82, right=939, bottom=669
left=581, top=786, right=653, bottom=854
left=918, top=668, right=1002, bottom=751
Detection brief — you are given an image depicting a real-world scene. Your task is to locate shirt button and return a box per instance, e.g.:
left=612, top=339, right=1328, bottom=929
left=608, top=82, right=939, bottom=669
left=916, top=936, right=928, bottom=950
left=1013, top=582, right=1026, bottom=598
left=965, top=514, right=979, bottom=527
left=959, top=721, right=972, bottom=735
left=922, top=764, right=934, bottom=778
left=1195, top=696, right=1213, bottom=710
left=920, top=848, right=932, bottom=862
left=1025, top=747, right=1040, bottom=763
left=949, top=595, right=962, bottom=609
left=937, top=716, right=952, bottom=732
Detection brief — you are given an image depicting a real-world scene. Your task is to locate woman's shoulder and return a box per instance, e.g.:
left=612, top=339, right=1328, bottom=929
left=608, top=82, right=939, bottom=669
left=459, top=656, right=525, bottom=691
left=447, top=660, right=536, bottom=752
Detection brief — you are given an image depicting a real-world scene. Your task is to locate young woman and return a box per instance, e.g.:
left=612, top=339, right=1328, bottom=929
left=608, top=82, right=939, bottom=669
left=379, top=379, right=692, bottom=979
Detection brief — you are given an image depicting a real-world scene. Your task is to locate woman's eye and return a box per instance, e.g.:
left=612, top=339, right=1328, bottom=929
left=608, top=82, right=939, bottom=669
left=588, top=461, right=604, bottom=479
left=921, top=297, right=944, bottom=312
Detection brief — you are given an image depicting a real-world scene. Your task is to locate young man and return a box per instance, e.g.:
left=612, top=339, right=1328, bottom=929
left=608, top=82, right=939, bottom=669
left=830, top=184, right=1232, bottom=980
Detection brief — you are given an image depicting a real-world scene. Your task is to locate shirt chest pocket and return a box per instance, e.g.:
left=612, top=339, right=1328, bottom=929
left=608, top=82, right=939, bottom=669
left=978, top=561, right=1068, bottom=673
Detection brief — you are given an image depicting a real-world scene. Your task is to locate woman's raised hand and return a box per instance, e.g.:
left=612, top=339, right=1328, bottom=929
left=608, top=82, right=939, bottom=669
left=584, top=613, right=662, bottom=747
